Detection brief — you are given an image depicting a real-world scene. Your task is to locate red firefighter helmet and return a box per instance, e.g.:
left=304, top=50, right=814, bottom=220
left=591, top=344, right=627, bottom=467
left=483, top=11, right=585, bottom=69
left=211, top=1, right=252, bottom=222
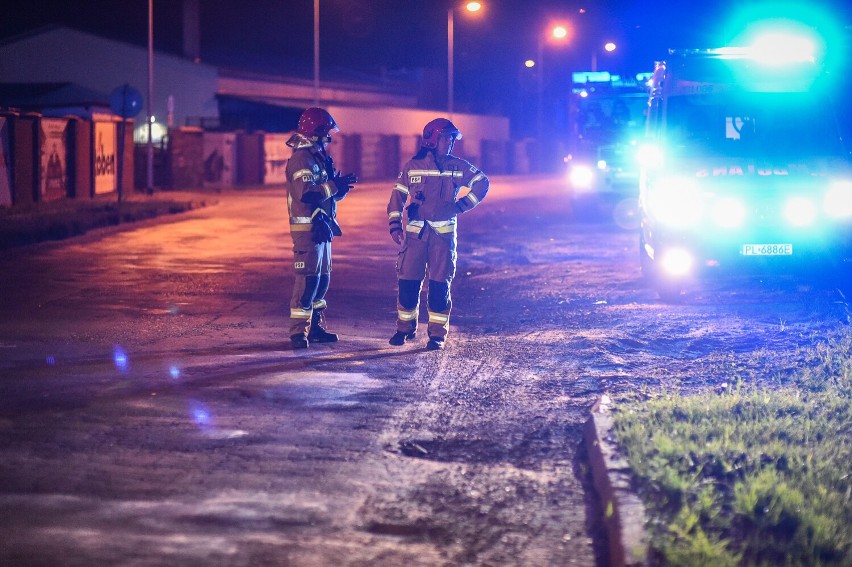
left=421, top=118, right=462, bottom=149
left=297, top=107, right=339, bottom=140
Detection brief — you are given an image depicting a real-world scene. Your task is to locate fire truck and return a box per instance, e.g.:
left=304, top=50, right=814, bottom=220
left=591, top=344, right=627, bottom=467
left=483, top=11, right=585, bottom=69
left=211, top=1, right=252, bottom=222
left=637, top=33, right=852, bottom=300
left=565, top=72, right=649, bottom=223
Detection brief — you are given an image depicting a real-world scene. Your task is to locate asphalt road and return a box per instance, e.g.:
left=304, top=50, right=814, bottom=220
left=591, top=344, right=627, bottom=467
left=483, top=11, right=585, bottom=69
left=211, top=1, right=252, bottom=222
left=1, top=176, right=849, bottom=566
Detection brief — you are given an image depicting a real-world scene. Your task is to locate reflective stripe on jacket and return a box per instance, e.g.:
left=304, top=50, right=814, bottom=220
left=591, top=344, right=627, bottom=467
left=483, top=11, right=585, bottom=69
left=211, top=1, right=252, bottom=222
left=387, top=152, right=489, bottom=229
left=285, top=135, right=344, bottom=236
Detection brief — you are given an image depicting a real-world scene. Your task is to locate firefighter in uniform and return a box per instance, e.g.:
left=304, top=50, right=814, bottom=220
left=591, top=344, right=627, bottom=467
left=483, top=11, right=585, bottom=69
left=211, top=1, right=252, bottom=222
left=285, top=107, right=357, bottom=349
left=387, top=118, right=490, bottom=350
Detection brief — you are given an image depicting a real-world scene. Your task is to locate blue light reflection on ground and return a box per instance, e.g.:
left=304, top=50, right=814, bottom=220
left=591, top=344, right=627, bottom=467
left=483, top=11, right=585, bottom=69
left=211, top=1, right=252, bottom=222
left=169, top=366, right=181, bottom=380
left=188, top=400, right=213, bottom=427
left=113, top=346, right=128, bottom=372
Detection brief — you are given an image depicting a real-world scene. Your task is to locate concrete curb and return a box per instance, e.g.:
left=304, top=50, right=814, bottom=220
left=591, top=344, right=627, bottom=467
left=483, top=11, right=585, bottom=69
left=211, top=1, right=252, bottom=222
left=584, top=395, right=649, bottom=567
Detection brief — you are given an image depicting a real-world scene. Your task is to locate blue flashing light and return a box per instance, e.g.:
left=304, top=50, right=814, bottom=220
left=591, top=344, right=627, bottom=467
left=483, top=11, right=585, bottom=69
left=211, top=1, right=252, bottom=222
left=750, top=33, right=815, bottom=64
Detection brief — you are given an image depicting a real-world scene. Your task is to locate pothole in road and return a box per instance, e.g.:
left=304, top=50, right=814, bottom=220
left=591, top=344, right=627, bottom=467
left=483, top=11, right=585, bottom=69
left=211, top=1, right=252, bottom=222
left=256, top=372, right=384, bottom=409
left=398, top=438, right=507, bottom=464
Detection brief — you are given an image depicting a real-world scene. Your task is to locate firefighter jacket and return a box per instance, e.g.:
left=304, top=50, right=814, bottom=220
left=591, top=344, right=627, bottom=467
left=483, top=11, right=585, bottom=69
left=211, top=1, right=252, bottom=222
left=387, top=151, right=489, bottom=236
left=285, top=133, right=345, bottom=238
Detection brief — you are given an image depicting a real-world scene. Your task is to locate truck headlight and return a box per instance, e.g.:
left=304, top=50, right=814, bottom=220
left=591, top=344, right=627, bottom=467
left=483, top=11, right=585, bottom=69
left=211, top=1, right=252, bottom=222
left=648, top=177, right=704, bottom=227
left=784, top=196, right=818, bottom=226
left=824, top=182, right=852, bottom=218
left=710, top=197, right=747, bottom=228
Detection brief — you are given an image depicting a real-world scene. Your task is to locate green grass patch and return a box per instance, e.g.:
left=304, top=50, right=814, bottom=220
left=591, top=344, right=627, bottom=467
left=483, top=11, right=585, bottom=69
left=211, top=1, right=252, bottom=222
left=611, top=331, right=852, bottom=566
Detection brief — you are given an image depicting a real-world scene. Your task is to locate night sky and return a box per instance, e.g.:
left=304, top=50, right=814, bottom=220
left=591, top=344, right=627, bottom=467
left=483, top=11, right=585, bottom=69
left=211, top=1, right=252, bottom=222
left=2, top=0, right=850, bottom=120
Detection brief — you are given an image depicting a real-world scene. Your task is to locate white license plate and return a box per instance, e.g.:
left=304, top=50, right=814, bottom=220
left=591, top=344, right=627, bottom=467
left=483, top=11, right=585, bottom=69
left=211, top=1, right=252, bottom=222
left=741, top=243, right=793, bottom=256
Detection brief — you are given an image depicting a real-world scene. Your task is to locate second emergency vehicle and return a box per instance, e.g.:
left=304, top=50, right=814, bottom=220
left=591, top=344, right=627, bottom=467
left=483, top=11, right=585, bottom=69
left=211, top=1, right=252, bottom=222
left=638, top=33, right=852, bottom=300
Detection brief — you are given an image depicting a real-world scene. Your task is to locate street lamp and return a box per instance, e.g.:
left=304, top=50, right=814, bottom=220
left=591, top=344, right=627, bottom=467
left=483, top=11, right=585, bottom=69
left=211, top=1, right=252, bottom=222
left=313, top=0, right=320, bottom=106
left=591, top=41, right=617, bottom=72
left=535, top=23, right=572, bottom=153
left=448, top=1, right=483, bottom=117
left=146, top=0, right=154, bottom=194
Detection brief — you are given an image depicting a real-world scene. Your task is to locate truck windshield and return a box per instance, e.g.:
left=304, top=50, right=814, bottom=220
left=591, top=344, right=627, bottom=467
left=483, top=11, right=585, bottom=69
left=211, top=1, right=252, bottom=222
left=666, top=93, right=844, bottom=158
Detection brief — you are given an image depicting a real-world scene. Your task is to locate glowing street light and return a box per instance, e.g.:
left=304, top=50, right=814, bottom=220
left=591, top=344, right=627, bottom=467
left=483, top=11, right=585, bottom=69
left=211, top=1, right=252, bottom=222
left=592, top=41, right=617, bottom=71
left=536, top=22, right=572, bottom=147
left=448, top=1, right=485, bottom=116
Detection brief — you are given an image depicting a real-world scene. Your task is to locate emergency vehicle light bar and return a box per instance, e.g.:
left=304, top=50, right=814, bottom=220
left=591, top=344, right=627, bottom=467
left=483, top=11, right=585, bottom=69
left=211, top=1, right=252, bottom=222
left=669, top=32, right=816, bottom=65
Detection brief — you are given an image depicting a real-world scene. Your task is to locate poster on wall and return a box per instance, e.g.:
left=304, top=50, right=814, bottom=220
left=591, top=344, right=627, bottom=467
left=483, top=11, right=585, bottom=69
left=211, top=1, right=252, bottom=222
left=94, top=121, right=117, bottom=194
left=40, top=118, right=69, bottom=201
left=0, top=117, right=11, bottom=207
left=203, top=132, right=235, bottom=188
left=263, top=133, right=289, bottom=185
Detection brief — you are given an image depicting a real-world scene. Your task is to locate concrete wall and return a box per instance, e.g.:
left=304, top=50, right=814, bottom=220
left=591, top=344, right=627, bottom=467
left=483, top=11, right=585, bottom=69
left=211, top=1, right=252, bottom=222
left=326, top=105, right=510, bottom=170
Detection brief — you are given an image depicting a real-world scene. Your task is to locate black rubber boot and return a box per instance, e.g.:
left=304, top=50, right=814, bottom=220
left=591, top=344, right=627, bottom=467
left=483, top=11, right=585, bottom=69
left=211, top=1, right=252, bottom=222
left=308, top=310, right=338, bottom=343
left=426, top=337, right=445, bottom=350
left=389, top=331, right=416, bottom=346
left=308, top=326, right=338, bottom=343
left=291, top=334, right=309, bottom=349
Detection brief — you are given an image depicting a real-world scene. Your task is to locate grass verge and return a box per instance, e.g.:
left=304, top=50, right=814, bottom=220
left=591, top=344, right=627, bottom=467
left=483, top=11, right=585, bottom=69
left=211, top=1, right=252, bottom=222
left=611, top=331, right=852, bottom=566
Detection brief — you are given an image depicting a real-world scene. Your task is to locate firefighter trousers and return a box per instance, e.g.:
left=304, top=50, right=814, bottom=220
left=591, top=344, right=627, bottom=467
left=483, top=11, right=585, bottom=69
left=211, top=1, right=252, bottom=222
left=395, top=226, right=456, bottom=340
left=289, top=237, right=332, bottom=338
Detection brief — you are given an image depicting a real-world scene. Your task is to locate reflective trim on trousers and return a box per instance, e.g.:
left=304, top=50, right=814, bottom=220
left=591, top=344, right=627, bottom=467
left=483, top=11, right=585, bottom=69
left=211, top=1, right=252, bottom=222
left=397, top=308, right=418, bottom=321
left=428, top=311, right=449, bottom=325
left=290, top=307, right=313, bottom=319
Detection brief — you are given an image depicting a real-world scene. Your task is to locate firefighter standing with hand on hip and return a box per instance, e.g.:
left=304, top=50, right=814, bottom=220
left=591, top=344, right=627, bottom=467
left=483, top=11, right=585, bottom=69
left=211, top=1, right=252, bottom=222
left=285, top=107, right=357, bottom=349
left=387, top=118, right=490, bottom=350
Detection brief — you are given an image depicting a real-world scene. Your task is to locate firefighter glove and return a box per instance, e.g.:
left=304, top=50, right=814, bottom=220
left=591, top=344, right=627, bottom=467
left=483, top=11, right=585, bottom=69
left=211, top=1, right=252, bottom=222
left=333, top=172, right=358, bottom=198
left=390, top=228, right=404, bottom=245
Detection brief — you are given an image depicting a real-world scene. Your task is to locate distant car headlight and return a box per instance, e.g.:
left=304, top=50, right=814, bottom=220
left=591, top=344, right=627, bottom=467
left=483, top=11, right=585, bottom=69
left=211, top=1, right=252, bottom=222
left=569, top=165, right=595, bottom=189
left=660, top=247, right=693, bottom=277
left=597, top=160, right=607, bottom=170
left=710, top=197, right=747, bottom=228
left=647, top=177, right=704, bottom=227
left=824, top=182, right=852, bottom=218
left=784, top=196, right=818, bottom=226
